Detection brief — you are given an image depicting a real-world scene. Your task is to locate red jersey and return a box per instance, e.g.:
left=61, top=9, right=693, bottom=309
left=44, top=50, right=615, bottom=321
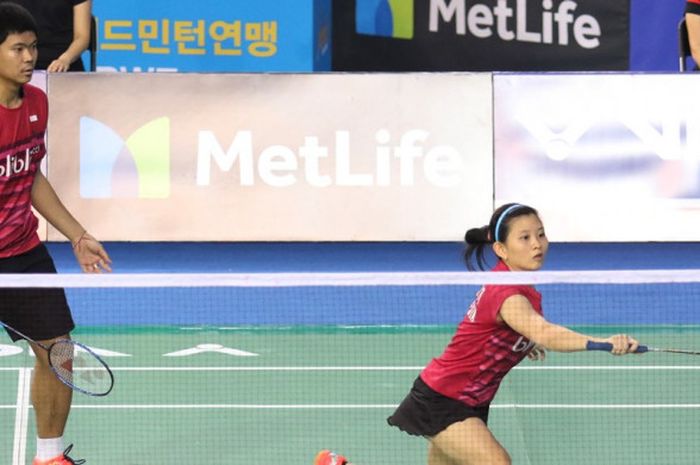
left=420, top=261, right=543, bottom=407
left=0, top=84, right=47, bottom=258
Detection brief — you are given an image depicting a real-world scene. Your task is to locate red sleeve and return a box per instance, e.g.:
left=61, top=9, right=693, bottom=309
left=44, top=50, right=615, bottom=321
left=23, top=85, right=48, bottom=133
left=480, top=285, right=530, bottom=322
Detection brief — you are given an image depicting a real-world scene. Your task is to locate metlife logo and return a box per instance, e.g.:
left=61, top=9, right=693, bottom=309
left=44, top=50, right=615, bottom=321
left=195, top=129, right=463, bottom=188
left=429, top=0, right=602, bottom=49
left=356, top=0, right=414, bottom=39
left=335, top=0, right=629, bottom=71
left=80, top=117, right=170, bottom=199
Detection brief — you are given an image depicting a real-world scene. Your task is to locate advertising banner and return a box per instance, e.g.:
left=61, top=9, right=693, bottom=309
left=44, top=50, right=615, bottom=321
left=334, top=0, right=630, bottom=71
left=47, top=73, right=493, bottom=241
left=93, top=0, right=331, bottom=72
left=494, top=73, right=700, bottom=242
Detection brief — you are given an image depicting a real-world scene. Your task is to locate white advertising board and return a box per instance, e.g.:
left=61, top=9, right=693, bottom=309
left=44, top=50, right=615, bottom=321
left=495, top=73, right=700, bottom=242
left=47, top=73, right=493, bottom=241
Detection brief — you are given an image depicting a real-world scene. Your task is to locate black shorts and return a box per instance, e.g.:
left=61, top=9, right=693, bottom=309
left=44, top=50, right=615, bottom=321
left=0, top=244, right=75, bottom=342
left=387, top=376, right=490, bottom=438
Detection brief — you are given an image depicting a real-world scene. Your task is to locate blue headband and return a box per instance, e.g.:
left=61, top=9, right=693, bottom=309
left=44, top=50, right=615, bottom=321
left=494, top=204, right=523, bottom=242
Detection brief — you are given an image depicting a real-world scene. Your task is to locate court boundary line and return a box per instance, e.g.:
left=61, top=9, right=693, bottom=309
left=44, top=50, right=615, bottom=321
left=4, top=403, right=700, bottom=410
left=12, top=368, right=30, bottom=465
left=3, top=365, right=700, bottom=372
left=66, top=403, right=700, bottom=409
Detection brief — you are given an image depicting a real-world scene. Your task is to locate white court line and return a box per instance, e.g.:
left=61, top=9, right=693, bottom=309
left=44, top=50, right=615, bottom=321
left=65, top=404, right=700, bottom=409
left=102, top=365, right=700, bottom=371
left=108, top=366, right=425, bottom=371
left=12, top=368, right=30, bottom=465
left=495, top=404, right=700, bottom=409
left=513, top=365, right=700, bottom=370
left=4, top=403, right=700, bottom=410
left=53, top=365, right=700, bottom=371
left=3, top=365, right=700, bottom=372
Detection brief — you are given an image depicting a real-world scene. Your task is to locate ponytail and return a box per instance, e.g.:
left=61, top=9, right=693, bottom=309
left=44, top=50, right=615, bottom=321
left=463, top=225, right=491, bottom=271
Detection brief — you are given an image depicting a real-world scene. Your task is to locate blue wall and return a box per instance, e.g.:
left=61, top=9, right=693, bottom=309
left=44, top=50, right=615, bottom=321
left=46, top=242, right=700, bottom=273
left=630, top=0, right=687, bottom=71
left=46, top=242, right=700, bottom=327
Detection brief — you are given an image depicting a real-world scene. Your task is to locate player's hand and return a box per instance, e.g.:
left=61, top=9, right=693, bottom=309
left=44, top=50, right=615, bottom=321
left=527, top=344, right=546, bottom=361
left=604, top=334, right=639, bottom=355
left=72, top=232, right=112, bottom=273
left=47, top=57, right=71, bottom=72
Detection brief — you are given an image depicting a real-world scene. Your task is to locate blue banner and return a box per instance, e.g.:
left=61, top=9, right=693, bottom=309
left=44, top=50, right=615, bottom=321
left=92, top=0, right=331, bottom=72
left=629, top=0, right=685, bottom=71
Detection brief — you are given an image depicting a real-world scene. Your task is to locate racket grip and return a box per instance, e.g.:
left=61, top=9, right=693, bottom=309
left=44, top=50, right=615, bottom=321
left=586, top=341, right=648, bottom=353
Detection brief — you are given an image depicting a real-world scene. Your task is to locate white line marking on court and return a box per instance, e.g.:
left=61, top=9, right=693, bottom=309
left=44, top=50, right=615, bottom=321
left=12, top=368, right=30, bottom=465
left=0, top=403, right=695, bottom=410
left=163, top=344, right=258, bottom=357
left=107, top=366, right=425, bottom=371
left=69, top=404, right=400, bottom=409
left=4, top=365, right=700, bottom=372
left=109, top=365, right=700, bottom=371
left=494, top=404, right=700, bottom=409
left=513, top=366, right=700, bottom=370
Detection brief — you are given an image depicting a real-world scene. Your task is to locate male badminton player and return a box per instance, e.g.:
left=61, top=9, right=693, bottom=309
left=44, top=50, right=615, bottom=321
left=0, top=3, right=111, bottom=463
left=315, top=203, right=639, bottom=465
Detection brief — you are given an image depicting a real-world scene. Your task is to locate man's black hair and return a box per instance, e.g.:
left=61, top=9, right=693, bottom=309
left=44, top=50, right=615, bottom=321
left=0, top=2, right=38, bottom=45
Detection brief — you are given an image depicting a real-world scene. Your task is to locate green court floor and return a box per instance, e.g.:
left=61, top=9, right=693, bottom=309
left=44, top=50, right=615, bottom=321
left=2, top=326, right=700, bottom=464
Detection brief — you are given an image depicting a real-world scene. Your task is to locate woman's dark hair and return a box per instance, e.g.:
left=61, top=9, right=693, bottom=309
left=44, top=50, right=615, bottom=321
left=0, top=2, right=37, bottom=45
left=463, top=203, right=539, bottom=270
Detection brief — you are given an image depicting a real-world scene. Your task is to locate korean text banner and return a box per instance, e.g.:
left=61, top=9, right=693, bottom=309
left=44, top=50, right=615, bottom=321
left=47, top=73, right=493, bottom=241
left=334, top=0, right=629, bottom=71
left=494, top=73, right=700, bottom=242
left=94, top=0, right=331, bottom=72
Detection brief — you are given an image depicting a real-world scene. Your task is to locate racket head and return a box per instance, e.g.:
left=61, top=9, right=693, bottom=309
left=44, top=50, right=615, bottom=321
left=48, top=339, right=114, bottom=396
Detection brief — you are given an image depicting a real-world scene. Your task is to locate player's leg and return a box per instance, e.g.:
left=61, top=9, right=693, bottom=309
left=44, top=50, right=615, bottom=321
left=429, top=417, right=511, bottom=465
left=8, top=246, right=79, bottom=462
left=30, top=335, right=73, bottom=438
left=428, top=441, right=457, bottom=465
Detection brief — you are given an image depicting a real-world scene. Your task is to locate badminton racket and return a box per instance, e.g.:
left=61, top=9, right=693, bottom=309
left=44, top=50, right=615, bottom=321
left=587, top=341, right=700, bottom=356
left=1, top=320, right=114, bottom=396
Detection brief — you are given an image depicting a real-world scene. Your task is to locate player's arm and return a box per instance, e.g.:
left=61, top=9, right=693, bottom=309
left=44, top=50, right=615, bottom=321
left=31, top=171, right=111, bottom=272
left=31, top=170, right=84, bottom=242
left=498, top=295, right=638, bottom=354
left=48, top=0, right=92, bottom=71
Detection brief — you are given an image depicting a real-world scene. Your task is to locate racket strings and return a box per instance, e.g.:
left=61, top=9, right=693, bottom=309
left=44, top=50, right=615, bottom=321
left=49, top=340, right=75, bottom=383
left=49, top=340, right=113, bottom=396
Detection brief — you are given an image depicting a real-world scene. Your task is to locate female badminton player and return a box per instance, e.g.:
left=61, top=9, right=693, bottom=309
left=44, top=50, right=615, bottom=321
left=314, top=203, right=639, bottom=465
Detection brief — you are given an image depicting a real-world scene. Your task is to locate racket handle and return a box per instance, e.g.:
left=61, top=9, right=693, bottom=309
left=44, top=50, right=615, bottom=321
left=586, top=341, right=648, bottom=353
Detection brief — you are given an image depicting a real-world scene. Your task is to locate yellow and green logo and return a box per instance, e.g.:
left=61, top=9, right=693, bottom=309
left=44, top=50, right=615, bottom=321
left=356, top=0, right=414, bottom=39
left=80, top=117, right=170, bottom=198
